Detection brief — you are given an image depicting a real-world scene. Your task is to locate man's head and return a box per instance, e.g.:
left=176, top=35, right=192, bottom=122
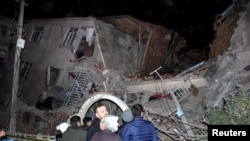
left=131, top=104, right=145, bottom=117
left=0, top=126, right=7, bottom=138
left=83, top=117, right=92, bottom=126
left=70, top=115, right=81, bottom=127
left=95, top=102, right=108, bottom=119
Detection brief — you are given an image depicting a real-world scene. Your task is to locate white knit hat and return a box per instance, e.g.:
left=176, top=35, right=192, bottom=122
left=56, top=122, right=69, bottom=133
left=122, top=109, right=133, bottom=122
left=101, top=115, right=119, bottom=132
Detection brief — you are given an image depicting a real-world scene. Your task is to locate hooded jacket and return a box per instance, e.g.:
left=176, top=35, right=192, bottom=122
left=62, top=126, right=87, bottom=141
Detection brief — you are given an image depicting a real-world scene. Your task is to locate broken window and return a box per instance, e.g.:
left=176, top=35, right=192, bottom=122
left=80, top=27, right=95, bottom=57
left=30, top=26, right=44, bottom=43
left=63, top=27, right=94, bottom=48
left=62, top=27, right=79, bottom=46
left=20, top=60, right=32, bottom=79
left=78, top=36, right=95, bottom=57
left=46, top=66, right=60, bottom=87
left=65, top=27, right=95, bottom=58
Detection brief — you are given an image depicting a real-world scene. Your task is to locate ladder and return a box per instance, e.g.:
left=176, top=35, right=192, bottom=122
left=172, top=86, right=191, bottom=102
left=153, top=86, right=191, bottom=117
left=63, top=70, right=90, bottom=108
left=150, top=66, right=194, bottom=137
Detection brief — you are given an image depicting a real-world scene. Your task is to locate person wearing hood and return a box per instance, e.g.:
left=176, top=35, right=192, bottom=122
left=117, top=108, right=134, bottom=137
left=90, top=115, right=121, bottom=141
left=62, top=115, right=87, bottom=141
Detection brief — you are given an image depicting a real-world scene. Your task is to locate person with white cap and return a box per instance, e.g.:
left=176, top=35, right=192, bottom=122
left=56, top=122, right=69, bottom=133
left=55, top=122, right=69, bottom=141
left=117, top=108, right=134, bottom=137
left=62, top=115, right=87, bottom=141
left=90, top=115, right=121, bottom=141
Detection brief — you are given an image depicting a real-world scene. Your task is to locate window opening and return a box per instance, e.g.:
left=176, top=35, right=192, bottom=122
left=20, top=60, right=32, bottom=79
left=62, top=27, right=79, bottom=46
left=31, top=26, right=44, bottom=43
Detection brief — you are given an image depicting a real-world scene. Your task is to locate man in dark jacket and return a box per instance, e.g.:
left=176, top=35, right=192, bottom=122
left=122, top=104, right=158, bottom=141
left=62, top=115, right=87, bottom=141
left=86, top=102, right=109, bottom=141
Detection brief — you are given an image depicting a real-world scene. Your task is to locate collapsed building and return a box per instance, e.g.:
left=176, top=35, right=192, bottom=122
left=0, top=0, right=250, bottom=140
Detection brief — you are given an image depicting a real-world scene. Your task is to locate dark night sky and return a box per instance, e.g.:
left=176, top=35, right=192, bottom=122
left=1, top=0, right=232, bottom=49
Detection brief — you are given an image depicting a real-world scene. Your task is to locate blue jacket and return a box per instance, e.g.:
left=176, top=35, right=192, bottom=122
left=122, top=117, right=158, bottom=141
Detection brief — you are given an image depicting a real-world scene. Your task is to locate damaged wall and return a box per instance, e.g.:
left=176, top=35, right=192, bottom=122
left=20, top=17, right=97, bottom=104
left=95, top=19, right=141, bottom=76
left=100, top=16, right=181, bottom=77
left=208, top=1, right=247, bottom=59
left=18, top=16, right=177, bottom=105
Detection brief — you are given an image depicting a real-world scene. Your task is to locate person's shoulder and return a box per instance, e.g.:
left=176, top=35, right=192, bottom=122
left=82, top=125, right=89, bottom=130
left=91, top=130, right=102, bottom=136
left=88, top=119, right=100, bottom=129
left=90, top=118, right=100, bottom=126
left=87, top=123, right=95, bottom=131
left=145, top=120, right=156, bottom=129
left=123, top=121, right=134, bottom=131
left=123, top=120, right=133, bottom=127
left=1, top=138, right=17, bottom=141
left=71, top=126, right=86, bottom=132
left=93, top=117, right=100, bottom=122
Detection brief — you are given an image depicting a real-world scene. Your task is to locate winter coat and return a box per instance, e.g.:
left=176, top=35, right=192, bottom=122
left=62, top=126, right=87, bottom=141
left=86, top=118, right=101, bottom=141
left=82, top=125, right=90, bottom=131
left=122, top=117, right=158, bottom=141
left=90, top=130, right=121, bottom=141
left=117, top=124, right=124, bottom=137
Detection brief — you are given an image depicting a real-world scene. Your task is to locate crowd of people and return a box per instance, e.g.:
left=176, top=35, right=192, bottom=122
left=0, top=103, right=158, bottom=141
left=56, top=102, right=159, bottom=141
